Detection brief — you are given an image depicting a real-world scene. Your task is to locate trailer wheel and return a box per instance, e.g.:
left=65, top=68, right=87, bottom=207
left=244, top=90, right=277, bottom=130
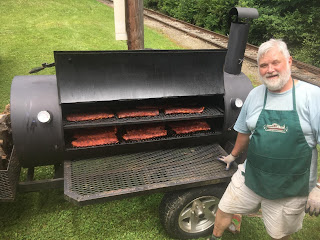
left=159, top=184, right=227, bottom=239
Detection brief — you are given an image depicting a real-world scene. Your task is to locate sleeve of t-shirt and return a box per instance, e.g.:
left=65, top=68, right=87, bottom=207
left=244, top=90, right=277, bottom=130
left=308, top=84, right=320, bottom=145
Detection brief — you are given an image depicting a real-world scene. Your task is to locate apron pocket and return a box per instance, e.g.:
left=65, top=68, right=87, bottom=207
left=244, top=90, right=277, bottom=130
left=245, top=162, right=309, bottom=199
left=247, top=149, right=310, bottom=175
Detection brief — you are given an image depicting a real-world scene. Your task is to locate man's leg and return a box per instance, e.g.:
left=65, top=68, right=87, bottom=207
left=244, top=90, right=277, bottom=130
left=208, top=164, right=261, bottom=239
left=212, top=208, right=233, bottom=237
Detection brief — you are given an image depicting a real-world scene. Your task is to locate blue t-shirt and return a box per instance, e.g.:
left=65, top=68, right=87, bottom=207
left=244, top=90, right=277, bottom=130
left=234, top=81, right=320, bottom=192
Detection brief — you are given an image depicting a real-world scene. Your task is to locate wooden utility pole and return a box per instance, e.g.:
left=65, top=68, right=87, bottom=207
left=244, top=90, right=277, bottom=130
left=125, top=0, right=144, bottom=50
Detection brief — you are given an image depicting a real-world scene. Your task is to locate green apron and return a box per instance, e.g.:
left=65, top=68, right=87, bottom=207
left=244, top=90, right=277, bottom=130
left=245, top=81, right=312, bottom=199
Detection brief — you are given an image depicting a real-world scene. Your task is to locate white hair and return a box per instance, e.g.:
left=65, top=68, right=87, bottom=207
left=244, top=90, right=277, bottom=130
left=257, top=39, right=291, bottom=63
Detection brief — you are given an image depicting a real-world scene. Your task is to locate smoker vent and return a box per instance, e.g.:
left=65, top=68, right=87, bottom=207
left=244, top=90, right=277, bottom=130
left=63, top=105, right=224, bottom=129
left=64, top=144, right=236, bottom=205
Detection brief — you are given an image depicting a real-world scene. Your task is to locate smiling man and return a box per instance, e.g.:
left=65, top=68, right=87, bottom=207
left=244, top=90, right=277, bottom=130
left=208, top=39, right=320, bottom=240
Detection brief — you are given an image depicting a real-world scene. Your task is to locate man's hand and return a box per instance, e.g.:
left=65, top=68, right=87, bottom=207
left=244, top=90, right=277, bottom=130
left=305, top=186, right=320, bottom=216
left=217, top=154, right=236, bottom=170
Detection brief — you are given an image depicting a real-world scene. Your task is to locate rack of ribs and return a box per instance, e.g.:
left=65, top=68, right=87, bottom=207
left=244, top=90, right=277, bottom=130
left=71, top=127, right=118, bottom=147
left=66, top=111, right=114, bottom=122
left=123, top=124, right=167, bottom=141
left=164, top=106, right=205, bottom=115
left=117, top=108, right=160, bottom=118
left=169, top=120, right=211, bottom=134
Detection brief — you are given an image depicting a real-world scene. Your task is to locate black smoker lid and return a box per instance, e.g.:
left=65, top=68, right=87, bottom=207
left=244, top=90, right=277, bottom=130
left=54, top=49, right=226, bottom=104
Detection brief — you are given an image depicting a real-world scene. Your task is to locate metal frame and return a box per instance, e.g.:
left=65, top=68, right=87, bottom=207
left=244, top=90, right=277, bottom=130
left=0, top=147, right=21, bottom=201
left=64, top=143, right=237, bottom=205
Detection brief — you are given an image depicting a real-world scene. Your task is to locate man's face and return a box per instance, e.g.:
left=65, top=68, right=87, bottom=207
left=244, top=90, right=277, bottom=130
left=258, top=48, right=292, bottom=92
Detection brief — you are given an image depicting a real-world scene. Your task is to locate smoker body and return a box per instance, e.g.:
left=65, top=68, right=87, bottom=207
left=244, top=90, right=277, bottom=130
left=8, top=49, right=253, bottom=206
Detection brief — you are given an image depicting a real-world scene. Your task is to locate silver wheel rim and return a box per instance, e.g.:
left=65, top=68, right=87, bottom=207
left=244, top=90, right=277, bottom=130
left=178, top=195, right=219, bottom=233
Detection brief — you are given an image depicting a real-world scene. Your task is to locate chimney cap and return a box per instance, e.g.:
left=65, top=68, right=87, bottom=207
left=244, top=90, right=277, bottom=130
left=229, top=7, right=259, bottom=20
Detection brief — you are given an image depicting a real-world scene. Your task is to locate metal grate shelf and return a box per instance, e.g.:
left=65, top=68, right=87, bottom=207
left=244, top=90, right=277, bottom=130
left=65, top=130, right=221, bottom=151
left=63, top=106, right=224, bottom=129
left=64, top=144, right=236, bottom=205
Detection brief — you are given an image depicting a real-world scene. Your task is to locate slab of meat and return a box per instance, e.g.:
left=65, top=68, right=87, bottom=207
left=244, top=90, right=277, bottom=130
left=117, top=109, right=159, bottom=118
left=169, top=120, right=211, bottom=134
left=66, top=111, right=114, bottom=122
left=123, top=124, right=167, bottom=141
left=72, top=136, right=118, bottom=147
left=164, top=106, right=205, bottom=115
left=72, top=127, right=117, bottom=139
left=71, top=127, right=118, bottom=147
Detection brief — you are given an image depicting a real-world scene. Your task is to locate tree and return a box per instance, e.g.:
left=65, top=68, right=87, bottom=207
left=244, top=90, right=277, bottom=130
left=239, top=0, right=320, bottom=66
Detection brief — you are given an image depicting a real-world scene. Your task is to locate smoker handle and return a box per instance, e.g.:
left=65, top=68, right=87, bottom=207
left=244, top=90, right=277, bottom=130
left=29, top=62, right=55, bottom=74
left=29, top=66, right=44, bottom=74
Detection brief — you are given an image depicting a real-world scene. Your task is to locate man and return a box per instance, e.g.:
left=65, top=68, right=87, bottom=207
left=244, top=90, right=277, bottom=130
left=209, top=39, right=320, bottom=240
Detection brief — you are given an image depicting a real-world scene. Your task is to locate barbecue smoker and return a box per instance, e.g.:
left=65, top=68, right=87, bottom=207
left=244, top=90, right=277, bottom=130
left=1, top=8, right=258, bottom=240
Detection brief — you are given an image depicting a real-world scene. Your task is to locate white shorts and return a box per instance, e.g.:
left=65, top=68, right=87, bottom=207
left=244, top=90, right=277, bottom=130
left=219, top=164, right=308, bottom=239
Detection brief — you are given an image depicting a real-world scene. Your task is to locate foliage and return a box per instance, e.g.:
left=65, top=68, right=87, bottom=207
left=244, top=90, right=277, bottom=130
left=193, top=0, right=238, bottom=33
left=238, top=0, right=320, bottom=67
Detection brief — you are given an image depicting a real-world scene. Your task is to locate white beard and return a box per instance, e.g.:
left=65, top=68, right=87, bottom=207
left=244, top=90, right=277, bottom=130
left=259, top=64, right=291, bottom=91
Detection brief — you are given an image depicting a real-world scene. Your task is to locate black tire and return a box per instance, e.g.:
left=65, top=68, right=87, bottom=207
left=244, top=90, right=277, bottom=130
left=159, top=183, right=228, bottom=239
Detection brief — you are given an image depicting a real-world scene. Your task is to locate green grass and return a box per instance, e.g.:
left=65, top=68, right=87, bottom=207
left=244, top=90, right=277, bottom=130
left=0, top=0, right=180, bottom=111
left=1, top=1, right=320, bottom=240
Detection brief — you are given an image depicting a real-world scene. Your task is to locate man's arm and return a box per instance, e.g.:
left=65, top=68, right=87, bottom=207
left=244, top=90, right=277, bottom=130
left=305, top=84, right=320, bottom=216
left=230, top=132, right=251, bottom=158
left=306, top=178, right=320, bottom=216
left=218, top=132, right=250, bottom=170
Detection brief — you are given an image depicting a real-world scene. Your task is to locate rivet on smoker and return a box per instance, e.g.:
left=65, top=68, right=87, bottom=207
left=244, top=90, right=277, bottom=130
left=37, top=110, right=51, bottom=123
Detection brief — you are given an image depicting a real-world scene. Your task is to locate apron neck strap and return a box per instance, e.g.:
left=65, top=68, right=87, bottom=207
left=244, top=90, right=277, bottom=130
left=263, top=78, right=296, bottom=110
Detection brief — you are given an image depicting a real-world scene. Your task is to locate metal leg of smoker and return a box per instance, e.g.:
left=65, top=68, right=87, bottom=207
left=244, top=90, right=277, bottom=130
left=18, top=164, right=64, bottom=193
left=26, top=167, right=34, bottom=181
left=54, top=163, right=63, bottom=179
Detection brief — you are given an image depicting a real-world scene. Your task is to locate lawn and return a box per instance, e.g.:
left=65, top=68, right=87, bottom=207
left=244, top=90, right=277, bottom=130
left=1, top=0, right=320, bottom=240
left=0, top=0, right=179, bottom=111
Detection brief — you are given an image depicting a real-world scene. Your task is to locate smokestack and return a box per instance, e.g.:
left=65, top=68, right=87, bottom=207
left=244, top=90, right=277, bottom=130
left=224, top=7, right=259, bottom=75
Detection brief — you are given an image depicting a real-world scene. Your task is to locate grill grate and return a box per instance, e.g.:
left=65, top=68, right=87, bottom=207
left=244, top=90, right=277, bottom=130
left=64, top=144, right=236, bottom=205
left=0, top=147, right=21, bottom=201
left=63, top=106, right=223, bottom=129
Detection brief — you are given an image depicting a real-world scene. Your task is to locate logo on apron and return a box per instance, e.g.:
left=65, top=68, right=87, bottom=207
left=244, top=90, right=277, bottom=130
left=263, top=123, right=288, bottom=133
